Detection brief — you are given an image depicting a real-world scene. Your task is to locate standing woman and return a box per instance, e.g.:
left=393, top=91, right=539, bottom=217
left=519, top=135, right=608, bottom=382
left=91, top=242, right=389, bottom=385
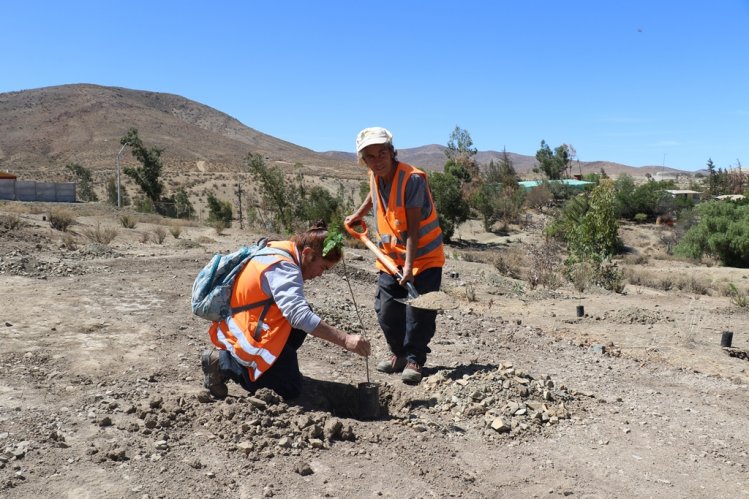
left=201, top=221, right=370, bottom=399
left=345, top=127, right=444, bottom=384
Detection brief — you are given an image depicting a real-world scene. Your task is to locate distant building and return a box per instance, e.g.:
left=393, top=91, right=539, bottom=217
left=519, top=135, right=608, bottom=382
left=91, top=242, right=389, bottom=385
left=654, top=171, right=680, bottom=182
left=715, top=194, right=746, bottom=201
left=518, top=179, right=594, bottom=191
left=664, top=189, right=704, bottom=202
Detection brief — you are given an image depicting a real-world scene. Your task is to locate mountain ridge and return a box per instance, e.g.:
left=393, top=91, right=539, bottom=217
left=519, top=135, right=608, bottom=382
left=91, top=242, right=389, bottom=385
left=0, top=84, right=685, bottom=180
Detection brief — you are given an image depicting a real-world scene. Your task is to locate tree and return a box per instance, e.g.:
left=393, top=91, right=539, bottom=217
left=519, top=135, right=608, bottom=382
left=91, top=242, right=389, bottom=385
left=674, top=200, right=749, bottom=267
left=533, top=140, right=574, bottom=180
left=120, top=128, right=165, bottom=208
left=444, top=126, right=481, bottom=198
left=706, top=158, right=718, bottom=196
left=173, top=187, right=195, bottom=219
left=65, top=163, right=98, bottom=202
left=549, top=180, right=623, bottom=290
left=106, top=177, right=130, bottom=206
left=445, top=126, right=479, bottom=177
left=207, top=193, right=233, bottom=227
left=246, top=153, right=294, bottom=232
left=474, top=150, right=523, bottom=231
left=485, top=149, right=518, bottom=189
left=428, top=171, right=470, bottom=242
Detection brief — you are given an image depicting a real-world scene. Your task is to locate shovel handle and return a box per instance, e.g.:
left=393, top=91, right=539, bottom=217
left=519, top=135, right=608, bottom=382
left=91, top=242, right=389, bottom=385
left=345, top=219, right=420, bottom=300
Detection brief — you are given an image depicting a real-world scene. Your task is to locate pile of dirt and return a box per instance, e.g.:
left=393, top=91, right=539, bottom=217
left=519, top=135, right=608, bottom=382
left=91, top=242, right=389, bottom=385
left=604, top=306, right=673, bottom=325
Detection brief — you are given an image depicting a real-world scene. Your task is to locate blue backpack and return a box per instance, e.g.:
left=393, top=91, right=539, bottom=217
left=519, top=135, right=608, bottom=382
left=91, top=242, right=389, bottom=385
left=191, top=239, right=293, bottom=322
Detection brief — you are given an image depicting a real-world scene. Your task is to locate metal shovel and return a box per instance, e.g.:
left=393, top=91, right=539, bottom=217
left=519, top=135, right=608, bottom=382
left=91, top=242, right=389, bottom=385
left=344, top=220, right=443, bottom=310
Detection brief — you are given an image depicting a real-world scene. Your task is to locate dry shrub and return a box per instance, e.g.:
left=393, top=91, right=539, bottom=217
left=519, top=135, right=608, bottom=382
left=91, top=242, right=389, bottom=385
left=673, top=275, right=710, bottom=295
left=525, top=186, right=553, bottom=210
left=140, top=231, right=151, bottom=244
left=152, top=226, right=167, bottom=244
left=458, top=251, right=486, bottom=264
left=727, top=283, right=749, bottom=308
left=464, top=283, right=477, bottom=302
left=622, top=253, right=649, bottom=265
left=0, top=214, right=23, bottom=230
left=527, top=239, right=562, bottom=290
left=568, top=261, right=596, bottom=293
left=492, top=248, right=525, bottom=280
left=49, top=208, right=75, bottom=232
left=212, top=220, right=227, bottom=236
left=81, top=223, right=118, bottom=245
left=61, top=233, right=78, bottom=250
left=120, top=215, right=137, bottom=228
left=169, top=224, right=182, bottom=239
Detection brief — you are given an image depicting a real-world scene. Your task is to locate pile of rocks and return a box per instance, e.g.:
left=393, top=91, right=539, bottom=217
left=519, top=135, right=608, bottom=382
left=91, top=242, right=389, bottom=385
left=395, top=361, right=576, bottom=438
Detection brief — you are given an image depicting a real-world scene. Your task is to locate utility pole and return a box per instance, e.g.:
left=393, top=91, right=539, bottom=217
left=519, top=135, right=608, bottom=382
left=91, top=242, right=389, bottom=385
left=116, top=144, right=127, bottom=208
left=236, top=182, right=244, bottom=230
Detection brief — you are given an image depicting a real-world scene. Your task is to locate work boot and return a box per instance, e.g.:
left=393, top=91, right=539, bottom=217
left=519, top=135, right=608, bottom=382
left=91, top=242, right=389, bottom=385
left=376, top=355, right=407, bottom=374
left=401, top=361, right=423, bottom=385
left=201, top=349, right=228, bottom=399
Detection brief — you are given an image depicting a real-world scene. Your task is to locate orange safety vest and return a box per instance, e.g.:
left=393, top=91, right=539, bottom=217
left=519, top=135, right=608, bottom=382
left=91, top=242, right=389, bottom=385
left=370, top=162, right=445, bottom=275
left=208, top=241, right=298, bottom=381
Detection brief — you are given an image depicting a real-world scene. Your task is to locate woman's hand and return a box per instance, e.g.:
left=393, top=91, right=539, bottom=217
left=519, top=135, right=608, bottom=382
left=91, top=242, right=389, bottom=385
left=344, top=334, right=371, bottom=357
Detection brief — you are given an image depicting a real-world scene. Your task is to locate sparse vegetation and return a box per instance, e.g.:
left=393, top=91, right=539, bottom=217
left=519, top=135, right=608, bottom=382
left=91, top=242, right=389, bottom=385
left=49, top=208, right=75, bottom=232
left=152, top=226, right=167, bottom=244
left=0, top=214, right=23, bottom=230
left=727, top=283, right=748, bottom=308
left=207, top=193, right=233, bottom=228
left=81, top=223, right=118, bottom=245
left=674, top=200, right=749, bottom=267
left=65, top=163, right=98, bottom=202
left=169, top=224, right=182, bottom=239
left=120, top=215, right=137, bottom=228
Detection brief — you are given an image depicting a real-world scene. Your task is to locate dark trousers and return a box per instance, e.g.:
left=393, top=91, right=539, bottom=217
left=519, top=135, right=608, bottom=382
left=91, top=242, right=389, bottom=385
left=218, top=328, right=307, bottom=400
left=374, top=267, right=442, bottom=366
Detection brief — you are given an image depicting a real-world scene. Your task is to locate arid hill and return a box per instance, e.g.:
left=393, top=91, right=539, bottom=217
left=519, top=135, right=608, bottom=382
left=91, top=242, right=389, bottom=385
left=0, top=84, right=355, bottom=180
left=0, top=84, right=686, bottom=182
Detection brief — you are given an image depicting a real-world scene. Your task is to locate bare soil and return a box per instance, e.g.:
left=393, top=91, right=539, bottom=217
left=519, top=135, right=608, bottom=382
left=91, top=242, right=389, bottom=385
left=1, top=202, right=748, bottom=498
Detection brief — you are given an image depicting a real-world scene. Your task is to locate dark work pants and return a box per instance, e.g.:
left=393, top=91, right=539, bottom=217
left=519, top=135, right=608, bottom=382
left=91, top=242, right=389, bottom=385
left=218, top=328, right=307, bottom=400
left=374, top=267, right=442, bottom=366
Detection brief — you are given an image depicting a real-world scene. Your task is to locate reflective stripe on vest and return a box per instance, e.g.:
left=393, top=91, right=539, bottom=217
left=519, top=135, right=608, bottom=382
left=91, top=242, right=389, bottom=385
left=208, top=240, right=298, bottom=382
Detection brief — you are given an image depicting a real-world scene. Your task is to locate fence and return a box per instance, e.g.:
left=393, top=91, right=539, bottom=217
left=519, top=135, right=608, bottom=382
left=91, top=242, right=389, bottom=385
left=0, top=179, right=76, bottom=202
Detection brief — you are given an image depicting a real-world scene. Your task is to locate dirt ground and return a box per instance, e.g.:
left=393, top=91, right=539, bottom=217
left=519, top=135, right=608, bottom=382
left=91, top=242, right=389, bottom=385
left=1, top=202, right=748, bottom=499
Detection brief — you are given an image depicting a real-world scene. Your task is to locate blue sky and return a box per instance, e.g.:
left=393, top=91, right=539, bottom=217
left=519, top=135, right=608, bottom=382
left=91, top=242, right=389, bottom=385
left=3, top=1, right=748, bottom=171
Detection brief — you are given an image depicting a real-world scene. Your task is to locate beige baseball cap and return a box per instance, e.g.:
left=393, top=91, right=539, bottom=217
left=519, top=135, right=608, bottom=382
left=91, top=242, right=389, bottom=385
left=355, top=127, right=393, bottom=153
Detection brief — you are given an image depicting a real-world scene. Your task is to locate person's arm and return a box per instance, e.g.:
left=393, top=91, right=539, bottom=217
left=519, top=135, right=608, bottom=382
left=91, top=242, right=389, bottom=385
left=310, top=321, right=371, bottom=357
left=345, top=191, right=372, bottom=226
left=263, top=260, right=370, bottom=357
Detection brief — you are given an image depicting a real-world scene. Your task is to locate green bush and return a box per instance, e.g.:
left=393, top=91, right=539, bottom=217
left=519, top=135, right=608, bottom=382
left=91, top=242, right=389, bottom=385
left=207, top=193, right=233, bottom=227
left=634, top=213, right=648, bottom=223
left=674, top=200, right=749, bottom=267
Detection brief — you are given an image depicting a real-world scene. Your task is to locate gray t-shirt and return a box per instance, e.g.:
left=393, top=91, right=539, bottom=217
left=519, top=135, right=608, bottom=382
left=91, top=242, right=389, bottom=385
left=377, top=172, right=432, bottom=219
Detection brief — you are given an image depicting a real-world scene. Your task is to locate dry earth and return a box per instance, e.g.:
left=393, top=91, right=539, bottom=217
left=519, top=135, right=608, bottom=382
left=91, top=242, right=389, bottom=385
left=1, top=202, right=748, bottom=499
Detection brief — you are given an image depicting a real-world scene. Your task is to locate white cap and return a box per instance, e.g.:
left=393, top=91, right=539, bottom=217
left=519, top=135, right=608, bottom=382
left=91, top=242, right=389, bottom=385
left=355, top=127, right=393, bottom=153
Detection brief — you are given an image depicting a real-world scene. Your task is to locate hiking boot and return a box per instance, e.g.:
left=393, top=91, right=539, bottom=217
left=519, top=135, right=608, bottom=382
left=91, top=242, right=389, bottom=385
left=376, top=355, right=407, bottom=374
left=201, top=349, right=228, bottom=399
left=401, top=361, right=423, bottom=384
